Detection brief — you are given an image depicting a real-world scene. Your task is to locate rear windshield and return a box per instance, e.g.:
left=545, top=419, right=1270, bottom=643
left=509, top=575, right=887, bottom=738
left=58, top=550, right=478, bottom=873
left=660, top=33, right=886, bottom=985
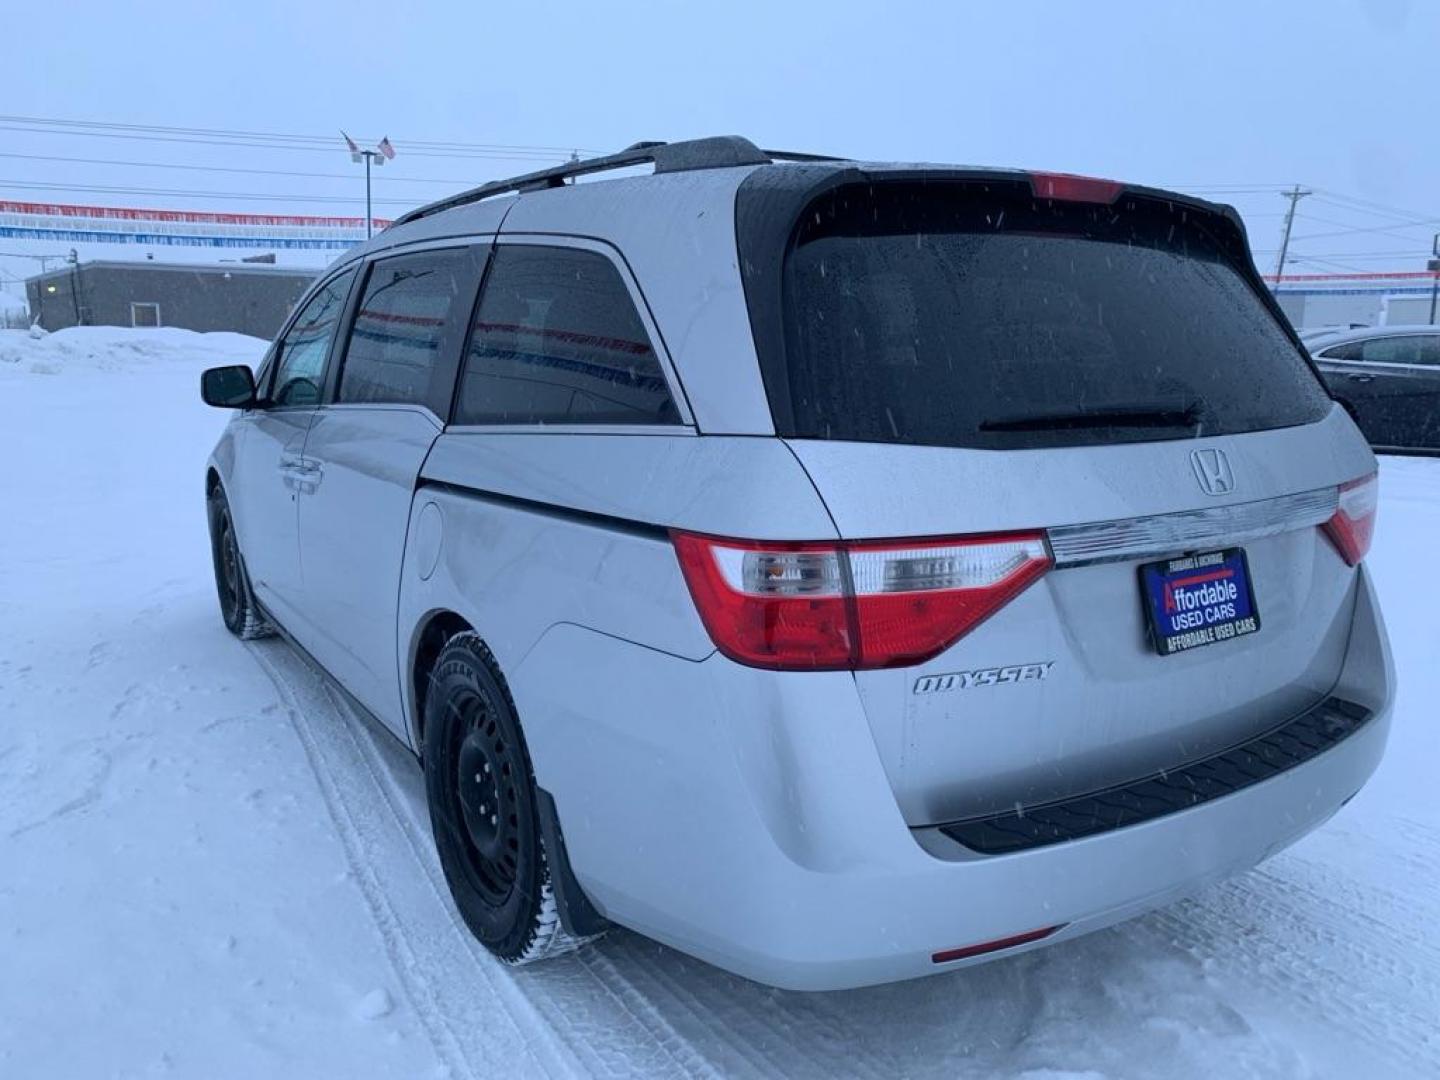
left=773, top=181, right=1331, bottom=449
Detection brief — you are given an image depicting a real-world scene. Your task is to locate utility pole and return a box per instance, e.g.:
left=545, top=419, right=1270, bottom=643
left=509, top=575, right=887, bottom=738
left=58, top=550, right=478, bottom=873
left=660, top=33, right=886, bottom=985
left=1273, top=184, right=1312, bottom=289
left=67, top=247, right=83, bottom=326
left=1428, top=234, right=1440, bottom=325
left=342, top=132, right=395, bottom=240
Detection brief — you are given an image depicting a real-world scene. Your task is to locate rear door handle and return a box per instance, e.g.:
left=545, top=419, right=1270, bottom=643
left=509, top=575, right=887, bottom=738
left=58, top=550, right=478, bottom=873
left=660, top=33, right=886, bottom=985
left=279, top=455, right=322, bottom=493
left=1345, top=373, right=1375, bottom=383
left=279, top=456, right=320, bottom=475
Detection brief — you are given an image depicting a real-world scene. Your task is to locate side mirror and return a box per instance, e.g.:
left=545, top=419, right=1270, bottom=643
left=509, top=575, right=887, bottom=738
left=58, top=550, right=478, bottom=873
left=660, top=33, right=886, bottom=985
left=201, top=365, right=258, bottom=409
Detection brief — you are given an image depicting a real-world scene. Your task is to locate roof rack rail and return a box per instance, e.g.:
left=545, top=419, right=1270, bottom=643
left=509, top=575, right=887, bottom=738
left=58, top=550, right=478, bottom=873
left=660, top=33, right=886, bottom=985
left=390, top=135, right=842, bottom=228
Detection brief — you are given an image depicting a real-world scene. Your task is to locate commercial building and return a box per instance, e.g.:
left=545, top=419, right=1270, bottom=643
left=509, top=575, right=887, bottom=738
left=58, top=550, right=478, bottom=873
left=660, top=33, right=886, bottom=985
left=1272, top=270, right=1440, bottom=330
left=25, top=259, right=317, bottom=338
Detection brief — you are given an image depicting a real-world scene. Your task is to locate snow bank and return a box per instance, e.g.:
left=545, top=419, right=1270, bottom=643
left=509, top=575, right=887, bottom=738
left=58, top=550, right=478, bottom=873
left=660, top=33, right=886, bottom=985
left=0, top=325, right=266, bottom=375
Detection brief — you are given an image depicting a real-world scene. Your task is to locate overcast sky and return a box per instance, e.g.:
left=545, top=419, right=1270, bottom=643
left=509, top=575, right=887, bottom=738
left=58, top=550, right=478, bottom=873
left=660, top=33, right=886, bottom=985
left=2, top=0, right=1436, bottom=290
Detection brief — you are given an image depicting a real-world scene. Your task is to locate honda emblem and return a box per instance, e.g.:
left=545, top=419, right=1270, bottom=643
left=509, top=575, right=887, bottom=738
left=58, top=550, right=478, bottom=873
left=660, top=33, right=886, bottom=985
left=1190, top=448, right=1235, bottom=496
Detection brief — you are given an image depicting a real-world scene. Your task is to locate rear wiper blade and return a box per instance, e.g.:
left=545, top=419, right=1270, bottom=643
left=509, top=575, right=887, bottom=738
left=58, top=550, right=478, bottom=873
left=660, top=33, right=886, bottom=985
left=979, top=402, right=1202, bottom=433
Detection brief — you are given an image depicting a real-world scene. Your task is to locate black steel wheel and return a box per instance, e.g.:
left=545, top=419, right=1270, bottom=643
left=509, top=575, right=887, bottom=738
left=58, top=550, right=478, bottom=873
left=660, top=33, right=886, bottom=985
left=450, top=684, right=522, bottom=904
left=206, top=486, right=271, bottom=640
left=423, top=631, right=563, bottom=962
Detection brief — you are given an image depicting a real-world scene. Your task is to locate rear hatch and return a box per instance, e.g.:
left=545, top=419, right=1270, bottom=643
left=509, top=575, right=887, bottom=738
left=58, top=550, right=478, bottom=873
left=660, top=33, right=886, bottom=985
left=735, top=170, right=1377, bottom=826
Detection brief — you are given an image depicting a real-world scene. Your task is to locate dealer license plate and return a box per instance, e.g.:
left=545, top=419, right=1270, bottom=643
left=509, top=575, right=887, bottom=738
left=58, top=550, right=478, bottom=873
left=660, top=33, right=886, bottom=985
left=1139, top=548, right=1260, bottom=656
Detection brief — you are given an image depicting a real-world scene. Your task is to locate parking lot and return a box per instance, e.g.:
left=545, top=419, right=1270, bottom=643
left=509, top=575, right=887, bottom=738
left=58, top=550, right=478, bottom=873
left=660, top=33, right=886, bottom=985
left=1, top=327, right=1436, bottom=1079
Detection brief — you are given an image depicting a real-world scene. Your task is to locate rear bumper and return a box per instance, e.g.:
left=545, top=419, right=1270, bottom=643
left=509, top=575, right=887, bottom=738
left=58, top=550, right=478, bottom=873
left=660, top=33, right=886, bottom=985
left=515, top=565, right=1394, bottom=991
left=938, top=695, right=1371, bottom=855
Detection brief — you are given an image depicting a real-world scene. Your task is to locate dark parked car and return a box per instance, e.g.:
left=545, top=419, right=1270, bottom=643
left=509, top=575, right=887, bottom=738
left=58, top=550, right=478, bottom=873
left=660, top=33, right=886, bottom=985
left=1311, top=326, right=1440, bottom=453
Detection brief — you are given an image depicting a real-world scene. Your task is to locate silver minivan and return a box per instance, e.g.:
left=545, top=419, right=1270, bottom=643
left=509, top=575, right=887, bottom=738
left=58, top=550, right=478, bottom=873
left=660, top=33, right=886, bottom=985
left=201, top=136, right=1393, bottom=991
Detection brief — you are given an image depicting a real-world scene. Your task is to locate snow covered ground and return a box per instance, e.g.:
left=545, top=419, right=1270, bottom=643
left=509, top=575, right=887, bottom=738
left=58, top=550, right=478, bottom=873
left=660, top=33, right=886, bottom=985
left=1, top=327, right=1437, bottom=1079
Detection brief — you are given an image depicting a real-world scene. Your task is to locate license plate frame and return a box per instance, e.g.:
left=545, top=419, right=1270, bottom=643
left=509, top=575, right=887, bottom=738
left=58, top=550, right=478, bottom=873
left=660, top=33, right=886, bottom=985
left=1138, top=547, right=1261, bottom=656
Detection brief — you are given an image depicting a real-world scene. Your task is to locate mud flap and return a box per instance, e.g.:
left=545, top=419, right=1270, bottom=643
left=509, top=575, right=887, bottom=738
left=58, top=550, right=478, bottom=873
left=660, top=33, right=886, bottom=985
left=536, top=787, right=608, bottom=937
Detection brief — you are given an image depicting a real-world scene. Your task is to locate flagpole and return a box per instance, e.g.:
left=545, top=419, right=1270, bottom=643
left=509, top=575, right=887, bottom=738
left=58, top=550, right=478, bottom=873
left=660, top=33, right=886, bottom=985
left=342, top=132, right=394, bottom=243
left=365, top=152, right=373, bottom=239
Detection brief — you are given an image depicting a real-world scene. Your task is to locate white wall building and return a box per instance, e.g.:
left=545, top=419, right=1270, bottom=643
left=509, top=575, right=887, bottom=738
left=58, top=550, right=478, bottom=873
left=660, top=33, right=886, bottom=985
left=1270, top=271, right=1440, bottom=330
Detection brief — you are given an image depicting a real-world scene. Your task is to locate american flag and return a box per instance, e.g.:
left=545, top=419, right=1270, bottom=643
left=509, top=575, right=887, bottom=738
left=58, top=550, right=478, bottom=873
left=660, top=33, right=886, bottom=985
left=377, top=136, right=396, bottom=160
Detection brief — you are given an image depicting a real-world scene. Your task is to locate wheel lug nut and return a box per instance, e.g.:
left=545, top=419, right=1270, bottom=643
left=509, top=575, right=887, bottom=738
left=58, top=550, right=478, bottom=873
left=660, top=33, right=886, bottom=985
left=480, top=803, right=487, bottom=814
left=490, top=815, right=497, bottom=826
left=483, top=763, right=490, bottom=774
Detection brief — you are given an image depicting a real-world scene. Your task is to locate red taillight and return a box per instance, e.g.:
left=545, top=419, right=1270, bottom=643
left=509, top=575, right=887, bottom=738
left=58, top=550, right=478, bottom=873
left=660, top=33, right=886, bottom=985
left=1029, top=171, right=1124, bottom=204
left=671, top=531, right=1052, bottom=671
left=1322, top=472, right=1378, bottom=566
left=670, top=536, right=855, bottom=671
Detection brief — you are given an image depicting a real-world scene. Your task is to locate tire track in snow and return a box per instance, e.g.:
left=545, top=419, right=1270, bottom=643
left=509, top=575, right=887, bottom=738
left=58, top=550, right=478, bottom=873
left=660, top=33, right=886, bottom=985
left=580, top=944, right=794, bottom=1079
left=255, top=639, right=721, bottom=1079
left=329, top=677, right=716, bottom=1079
left=304, top=649, right=909, bottom=1079
left=585, top=937, right=896, bottom=1080
left=317, top=678, right=632, bottom=1079
left=249, top=642, right=570, bottom=1080
left=1251, top=849, right=1440, bottom=968
left=566, top=948, right=727, bottom=1079
left=1133, top=852, right=1440, bottom=1078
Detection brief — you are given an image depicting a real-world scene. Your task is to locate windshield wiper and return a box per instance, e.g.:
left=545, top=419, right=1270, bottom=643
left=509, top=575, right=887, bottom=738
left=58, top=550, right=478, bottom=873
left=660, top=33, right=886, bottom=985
left=979, top=402, right=1203, bottom=433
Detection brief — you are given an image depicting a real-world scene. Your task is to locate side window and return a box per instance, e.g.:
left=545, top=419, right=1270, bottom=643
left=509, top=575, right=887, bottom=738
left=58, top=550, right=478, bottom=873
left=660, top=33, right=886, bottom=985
left=271, top=269, right=355, bottom=407
left=1319, top=341, right=1364, bottom=363
left=338, top=248, right=475, bottom=411
left=1360, top=336, right=1424, bottom=365
left=1413, top=336, right=1440, bottom=367
left=455, top=245, right=680, bottom=426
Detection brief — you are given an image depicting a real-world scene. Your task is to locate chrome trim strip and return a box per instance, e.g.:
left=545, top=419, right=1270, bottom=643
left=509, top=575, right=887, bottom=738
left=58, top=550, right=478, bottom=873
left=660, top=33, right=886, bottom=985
left=1047, top=486, right=1339, bottom=567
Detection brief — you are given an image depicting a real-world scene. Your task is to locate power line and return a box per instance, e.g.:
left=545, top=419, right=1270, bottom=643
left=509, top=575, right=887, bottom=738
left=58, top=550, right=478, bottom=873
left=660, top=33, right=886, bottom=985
left=1179, top=186, right=1296, bottom=196
left=0, top=178, right=419, bottom=208
left=1279, top=250, right=1431, bottom=261
left=1310, top=187, right=1440, bottom=226
left=0, top=113, right=598, bottom=157
left=1285, top=255, right=1370, bottom=274
left=1159, top=184, right=1440, bottom=239
left=1308, top=193, right=1433, bottom=227
left=1294, top=210, right=1431, bottom=239
left=1253, top=247, right=1431, bottom=258
left=1158, top=181, right=1295, bottom=190
left=0, top=123, right=581, bottom=163
left=1291, top=215, right=1440, bottom=243
left=0, top=150, right=478, bottom=186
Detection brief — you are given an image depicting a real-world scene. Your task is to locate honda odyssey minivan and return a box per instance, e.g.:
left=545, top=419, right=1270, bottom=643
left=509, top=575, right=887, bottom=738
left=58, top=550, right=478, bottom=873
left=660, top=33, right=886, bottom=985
left=201, top=136, right=1393, bottom=991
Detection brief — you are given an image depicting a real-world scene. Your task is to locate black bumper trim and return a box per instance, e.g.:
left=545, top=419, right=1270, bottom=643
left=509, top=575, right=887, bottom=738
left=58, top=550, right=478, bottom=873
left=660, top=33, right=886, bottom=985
left=938, top=696, right=1372, bottom=855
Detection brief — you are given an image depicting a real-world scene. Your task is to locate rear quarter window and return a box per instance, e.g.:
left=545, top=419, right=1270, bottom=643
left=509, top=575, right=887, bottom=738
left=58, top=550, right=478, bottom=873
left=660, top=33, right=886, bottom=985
left=454, top=245, right=679, bottom=426
left=764, top=180, right=1331, bottom=449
